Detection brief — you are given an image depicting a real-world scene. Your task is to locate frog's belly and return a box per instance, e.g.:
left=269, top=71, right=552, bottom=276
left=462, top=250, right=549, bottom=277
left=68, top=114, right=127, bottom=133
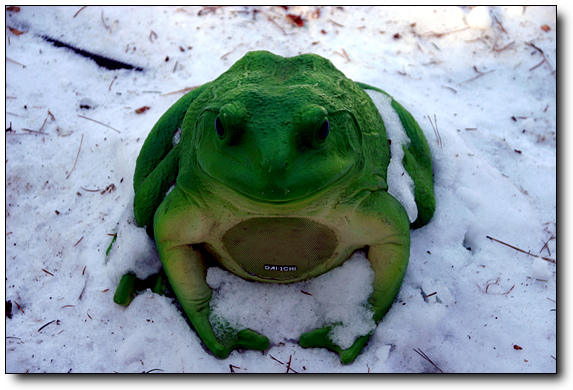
left=218, top=217, right=339, bottom=281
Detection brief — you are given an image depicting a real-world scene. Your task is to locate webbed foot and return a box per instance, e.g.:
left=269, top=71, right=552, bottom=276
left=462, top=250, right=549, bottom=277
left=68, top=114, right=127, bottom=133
left=299, top=326, right=371, bottom=364
left=113, top=271, right=168, bottom=306
left=191, top=310, right=270, bottom=358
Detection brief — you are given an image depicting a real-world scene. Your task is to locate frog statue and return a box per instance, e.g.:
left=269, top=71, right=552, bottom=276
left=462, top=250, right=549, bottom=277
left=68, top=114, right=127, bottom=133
left=113, top=51, right=435, bottom=364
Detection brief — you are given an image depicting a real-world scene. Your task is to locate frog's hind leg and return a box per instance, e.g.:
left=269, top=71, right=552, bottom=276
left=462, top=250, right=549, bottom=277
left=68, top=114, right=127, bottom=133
left=391, top=99, right=435, bottom=229
left=133, top=84, right=208, bottom=191
left=357, top=82, right=435, bottom=229
left=134, top=144, right=180, bottom=233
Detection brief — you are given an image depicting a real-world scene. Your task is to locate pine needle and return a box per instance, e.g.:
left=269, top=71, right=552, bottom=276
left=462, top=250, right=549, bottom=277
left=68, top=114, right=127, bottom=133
left=414, top=348, right=444, bottom=373
left=66, top=134, right=84, bottom=179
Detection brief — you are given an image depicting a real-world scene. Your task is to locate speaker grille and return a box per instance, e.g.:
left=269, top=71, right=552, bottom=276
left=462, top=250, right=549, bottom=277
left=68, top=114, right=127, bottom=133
left=222, top=217, right=338, bottom=281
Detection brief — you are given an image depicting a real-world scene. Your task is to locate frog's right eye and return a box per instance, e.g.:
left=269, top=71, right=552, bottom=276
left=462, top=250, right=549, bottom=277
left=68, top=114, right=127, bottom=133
left=214, top=103, right=245, bottom=144
left=215, top=117, right=226, bottom=139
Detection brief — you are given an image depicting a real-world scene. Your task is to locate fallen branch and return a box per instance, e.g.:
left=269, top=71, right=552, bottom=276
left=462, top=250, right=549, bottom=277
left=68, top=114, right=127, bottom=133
left=486, top=236, right=555, bottom=263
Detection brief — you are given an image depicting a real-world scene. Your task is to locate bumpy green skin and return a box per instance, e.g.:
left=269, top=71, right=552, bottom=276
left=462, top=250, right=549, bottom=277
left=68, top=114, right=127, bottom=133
left=119, top=51, right=435, bottom=364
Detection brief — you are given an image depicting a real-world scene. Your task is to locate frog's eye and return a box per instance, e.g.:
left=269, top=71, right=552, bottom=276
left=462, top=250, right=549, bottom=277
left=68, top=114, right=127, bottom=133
left=213, top=103, right=246, bottom=144
left=316, top=119, right=330, bottom=143
left=215, top=117, right=226, bottom=139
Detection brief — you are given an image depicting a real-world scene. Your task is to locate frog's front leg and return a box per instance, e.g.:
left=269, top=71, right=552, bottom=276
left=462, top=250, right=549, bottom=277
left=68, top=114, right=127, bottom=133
left=154, top=188, right=269, bottom=358
left=300, top=191, right=410, bottom=364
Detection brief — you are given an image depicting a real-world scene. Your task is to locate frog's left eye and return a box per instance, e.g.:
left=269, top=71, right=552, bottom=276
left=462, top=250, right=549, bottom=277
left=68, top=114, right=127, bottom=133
left=316, top=119, right=330, bottom=143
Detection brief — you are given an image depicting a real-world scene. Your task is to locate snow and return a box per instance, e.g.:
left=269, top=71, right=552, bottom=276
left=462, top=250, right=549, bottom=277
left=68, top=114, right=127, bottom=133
left=5, top=5, right=558, bottom=375
left=365, top=89, right=417, bottom=223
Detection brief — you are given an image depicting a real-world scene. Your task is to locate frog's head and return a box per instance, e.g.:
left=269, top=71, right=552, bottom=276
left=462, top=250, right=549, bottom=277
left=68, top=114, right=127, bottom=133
left=187, top=51, right=379, bottom=204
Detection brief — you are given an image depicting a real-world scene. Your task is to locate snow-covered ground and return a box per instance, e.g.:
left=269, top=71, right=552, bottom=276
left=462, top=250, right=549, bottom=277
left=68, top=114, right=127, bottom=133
left=5, top=5, right=557, bottom=375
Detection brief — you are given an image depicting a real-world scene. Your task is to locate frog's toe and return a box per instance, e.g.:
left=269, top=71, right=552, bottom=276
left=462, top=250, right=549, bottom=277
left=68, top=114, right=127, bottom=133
left=235, top=329, right=270, bottom=351
left=299, top=327, right=332, bottom=348
left=208, top=329, right=269, bottom=358
left=299, top=327, right=371, bottom=365
left=113, top=273, right=137, bottom=306
left=339, top=334, right=370, bottom=365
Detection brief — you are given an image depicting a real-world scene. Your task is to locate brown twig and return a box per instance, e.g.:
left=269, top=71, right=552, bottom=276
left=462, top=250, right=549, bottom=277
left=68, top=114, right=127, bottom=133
left=269, top=355, right=283, bottom=364
left=529, top=59, right=546, bottom=72
left=42, top=269, right=54, bottom=276
left=486, top=236, right=555, bottom=263
left=220, top=46, right=238, bottom=60
left=80, top=186, right=102, bottom=192
left=428, top=114, right=442, bottom=148
left=441, top=85, right=458, bottom=94
left=149, top=30, right=158, bottom=43
left=161, top=86, right=199, bottom=96
left=66, top=134, right=84, bottom=180
left=6, top=57, right=26, bottom=68
left=14, top=301, right=25, bottom=314
left=418, top=26, right=469, bottom=38
left=526, top=42, right=556, bottom=79
left=328, top=18, right=344, bottom=27
left=478, top=278, right=515, bottom=295
left=38, top=320, right=59, bottom=332
left=333, top=48, right=350, bottom=62
left=198, top=6, right=223, bottom=16
left=457, top=66, right=495, bottom=86
left=493, top=15, right=508, bottom=34
left=539, top=235, right=555, bottom=256
left=101, top=9, right=112, bottom=33
left=286, top=354, right=296, bottom=373
left=109, top=75, right=117, bottom=91
left=74, top=6, right=88, bottom=18
left=256, top=9, right=287, bottom=35
left=21, top=128, right=48, bottom=135
left=77, top=115, right=120, bottom=132
left=397, top=64, right=421, bottom=80
left=493, top=41, right=515, bottom=52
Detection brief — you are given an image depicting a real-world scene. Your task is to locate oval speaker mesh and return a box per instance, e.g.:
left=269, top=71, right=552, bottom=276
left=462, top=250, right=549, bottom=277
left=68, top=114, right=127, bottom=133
left=222, top=217, right=338, bottom=280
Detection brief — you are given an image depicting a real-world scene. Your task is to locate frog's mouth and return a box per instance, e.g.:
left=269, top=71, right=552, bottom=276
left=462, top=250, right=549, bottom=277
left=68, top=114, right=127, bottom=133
left=198, top=159, right=356, bottom=205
